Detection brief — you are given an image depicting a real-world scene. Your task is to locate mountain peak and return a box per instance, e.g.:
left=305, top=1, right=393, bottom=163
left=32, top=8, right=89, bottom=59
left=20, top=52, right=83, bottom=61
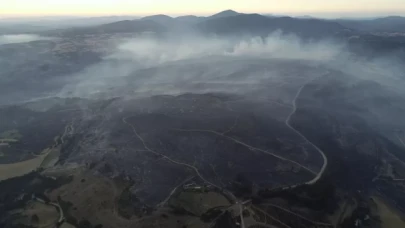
left=210, top=10, right=240, bottom=19
left=141, top=14, right=173, bottom=20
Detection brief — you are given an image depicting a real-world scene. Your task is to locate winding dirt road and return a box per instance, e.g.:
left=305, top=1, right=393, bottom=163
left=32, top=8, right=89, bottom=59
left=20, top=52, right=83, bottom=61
left=252, top=205, right=292, bottom=228
left=122, top=116, right=221, bottom=190
left=285, top=83, right=328, bottom=185
left=385, top=136, right=405, bottom=168
left=397, top=135, right=405, bottom=148
left=157, top=175, right=195, bottom=208
left=262, top=203, right=333, bottom=226
left=171, top=77, right=329, bottom=192
left=120, top=77, right=330, bottom=227
left=173, top=128, right=317, bottom=175
left=34, top=197, right=64, bottom=223
left=239, top=202, right=246, bottom=228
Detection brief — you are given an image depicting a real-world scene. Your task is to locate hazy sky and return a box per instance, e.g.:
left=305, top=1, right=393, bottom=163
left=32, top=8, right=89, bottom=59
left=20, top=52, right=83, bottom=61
left=1, top=0, right=405, bottom=17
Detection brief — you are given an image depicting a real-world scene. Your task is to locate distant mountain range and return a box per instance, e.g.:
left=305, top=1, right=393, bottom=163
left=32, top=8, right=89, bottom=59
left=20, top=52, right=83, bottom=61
left=43, top=19, right=166, bottom=36
left=335, top=16, right=405, bottom=33
left=5, top=11, right=405, bottom=38
left=137, top=10, right=240, bottom=26
left=0, top=16, right=141, bottom=34
left=42, top=10, right=350, bottom=39
left=34, top=9, right=405, bottom=49
left=196, top=13, right=348, bottom=38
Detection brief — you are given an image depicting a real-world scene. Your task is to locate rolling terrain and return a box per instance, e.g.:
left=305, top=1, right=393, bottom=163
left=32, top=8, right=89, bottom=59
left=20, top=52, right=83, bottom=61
left=1, top=9, right=405, bottom=228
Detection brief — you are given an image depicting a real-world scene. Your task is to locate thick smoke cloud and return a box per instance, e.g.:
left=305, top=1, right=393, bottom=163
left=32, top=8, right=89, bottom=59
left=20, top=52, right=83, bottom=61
left=53, top=31, right=405, bottom=140
left=60, top=32, right=353, bottom=98
left=109, top=32, right=344, bottom=64
left=0, top=34, right=52, bottom=45
left=59, top=31, right=405, bottom=101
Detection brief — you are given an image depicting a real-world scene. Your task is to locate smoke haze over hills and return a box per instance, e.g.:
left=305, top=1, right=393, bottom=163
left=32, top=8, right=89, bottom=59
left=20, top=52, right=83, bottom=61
left=0, top=34, right=53, bottom=45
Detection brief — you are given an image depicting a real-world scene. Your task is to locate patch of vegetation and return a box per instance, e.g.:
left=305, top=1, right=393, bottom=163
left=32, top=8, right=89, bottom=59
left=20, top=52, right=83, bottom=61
left=40, top=146, right=61, bottom=168
left=201, top=208, right=224, bottom=223
left=0, top=172, right=73, bottom=225
left=258, top=179, right=338, bottom=213
left=169, top=191, right=231, bottom=216
left=212, top=211, right=237, bottom=228
left=231, top=173, right=254, bottom=198
left=58, top=197, right=78, bottom=226
left=1, top=129, right=22, bottom=140
left=77, top=219, right=92, bottom=228
left=58, top=135, right=82, bottom=165
left=117, top=187, right=150, bottom=219
left=0, top=224, right=36, bottom=228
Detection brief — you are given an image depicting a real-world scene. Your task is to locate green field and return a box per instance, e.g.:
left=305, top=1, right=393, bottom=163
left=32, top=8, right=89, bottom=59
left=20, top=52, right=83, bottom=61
left=170, top=190, right=231, bottom=216
left=1, top=129, right=22, bottom=140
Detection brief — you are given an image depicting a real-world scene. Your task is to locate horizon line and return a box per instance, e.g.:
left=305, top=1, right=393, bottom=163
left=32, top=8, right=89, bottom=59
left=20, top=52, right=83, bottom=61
left=1, top=9, right=405, bottom=20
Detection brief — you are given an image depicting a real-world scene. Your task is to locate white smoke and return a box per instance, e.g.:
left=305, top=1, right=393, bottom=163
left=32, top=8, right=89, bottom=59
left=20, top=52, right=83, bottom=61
left=0, top=34, right=53, bottom=45
left=107, top=32, right=344, bottom=65
left=57, top=32, right=405, bottom=100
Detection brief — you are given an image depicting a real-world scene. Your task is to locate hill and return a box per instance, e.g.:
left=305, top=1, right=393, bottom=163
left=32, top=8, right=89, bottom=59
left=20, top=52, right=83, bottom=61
left=44, top=19, right=166, bottom=36
left=39, top=10, right=351, bottom=39
left=336, top=16, right=405, bottom=32
left=209, top=10, right=241, bottom=19
left=197, top=13, right=349, bottom=38
left=140, top=14, right=174, bottom=26
left=175, top=15, right=205, bottom=24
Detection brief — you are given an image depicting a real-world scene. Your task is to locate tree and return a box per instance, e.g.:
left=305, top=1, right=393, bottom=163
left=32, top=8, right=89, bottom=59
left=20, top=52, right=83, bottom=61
left=78, top=219, right=92, bottom=228
left=31, top=214, right=39, bottom=225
